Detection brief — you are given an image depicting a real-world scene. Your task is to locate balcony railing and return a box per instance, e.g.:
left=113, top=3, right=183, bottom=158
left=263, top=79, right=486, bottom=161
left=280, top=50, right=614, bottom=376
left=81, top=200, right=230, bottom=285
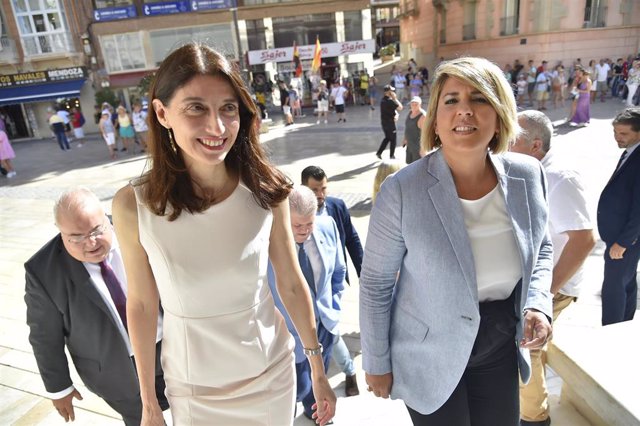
left=583, top=5, right=607, bottom=28
left=22, top=32, right=75, bottom=56
left=500, top=15, right=518, bottom=36
left=0, top=36, right=19, bottom=63
left=462, top=23, right=475, bottom=41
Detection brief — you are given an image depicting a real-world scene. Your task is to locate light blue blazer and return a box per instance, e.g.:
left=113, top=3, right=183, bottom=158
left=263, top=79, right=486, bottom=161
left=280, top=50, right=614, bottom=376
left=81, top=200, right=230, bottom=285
left=269, top=215, right=346, bottom=363
left=359, top=148, right=553, bottom=415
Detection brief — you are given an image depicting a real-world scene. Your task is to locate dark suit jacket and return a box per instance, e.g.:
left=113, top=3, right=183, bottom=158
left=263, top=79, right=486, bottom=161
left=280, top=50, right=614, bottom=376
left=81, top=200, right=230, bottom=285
left=24, top=234, right=141, bottom=401
left=597, top=147, right=640, bottom=248
left=325, top=196, right=363, bottom=282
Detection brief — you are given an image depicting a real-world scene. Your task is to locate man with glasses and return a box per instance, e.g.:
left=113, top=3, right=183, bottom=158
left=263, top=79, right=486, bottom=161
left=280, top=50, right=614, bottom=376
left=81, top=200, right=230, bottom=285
left=24, top=187, right=168, bottom=425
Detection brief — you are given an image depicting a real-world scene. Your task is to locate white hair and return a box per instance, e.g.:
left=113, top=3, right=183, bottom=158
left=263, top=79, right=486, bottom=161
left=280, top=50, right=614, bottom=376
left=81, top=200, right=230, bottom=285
left=288, top=185, right=317, bottom=217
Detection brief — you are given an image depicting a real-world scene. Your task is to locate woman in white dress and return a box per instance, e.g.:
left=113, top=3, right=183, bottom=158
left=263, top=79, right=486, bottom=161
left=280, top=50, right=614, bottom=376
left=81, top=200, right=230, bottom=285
left=113, top=43, right=336, bottom=426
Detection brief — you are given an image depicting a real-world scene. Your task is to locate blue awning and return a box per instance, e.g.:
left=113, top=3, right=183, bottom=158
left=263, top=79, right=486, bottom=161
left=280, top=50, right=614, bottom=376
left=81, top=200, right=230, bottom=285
left=0, top=79, right=86, bottom=106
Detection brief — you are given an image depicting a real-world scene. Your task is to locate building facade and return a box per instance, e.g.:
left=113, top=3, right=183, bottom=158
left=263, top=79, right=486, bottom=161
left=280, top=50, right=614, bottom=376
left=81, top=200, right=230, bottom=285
left=90, top=0, right=373, bottom=111
left=399, top=0, right=640, bottom=73
left=0, top=0, right=374, bottom=140
left=0, top=0, right=94, bottom=139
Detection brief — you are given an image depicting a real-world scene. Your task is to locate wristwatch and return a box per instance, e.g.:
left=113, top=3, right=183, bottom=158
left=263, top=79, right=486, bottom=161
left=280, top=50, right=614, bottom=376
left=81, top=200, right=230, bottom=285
left=303, top=344, right=323, bottom=357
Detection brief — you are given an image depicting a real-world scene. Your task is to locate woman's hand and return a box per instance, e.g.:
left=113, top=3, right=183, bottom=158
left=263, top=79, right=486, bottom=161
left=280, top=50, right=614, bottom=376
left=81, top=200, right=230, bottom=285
left=141, top=402, right=164, bottom=426
left=520, top=309, right=552, bottom=350
left=310, top=375, right=336, bottom=425
left=365, top=372, right=393, bottom=399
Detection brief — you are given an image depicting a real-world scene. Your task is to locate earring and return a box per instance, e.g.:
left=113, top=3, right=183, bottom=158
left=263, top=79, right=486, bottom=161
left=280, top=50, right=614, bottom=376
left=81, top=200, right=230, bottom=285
left=167, top=128, right=177, bottom=154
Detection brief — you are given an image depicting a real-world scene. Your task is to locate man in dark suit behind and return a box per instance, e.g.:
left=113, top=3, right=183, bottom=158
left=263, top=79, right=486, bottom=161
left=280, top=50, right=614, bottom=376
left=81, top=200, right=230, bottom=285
left=24, top=187, right=168, bottom=424
left=302, top=165, right=363, bottom=397
left=598, top=107, right=640, bottom=325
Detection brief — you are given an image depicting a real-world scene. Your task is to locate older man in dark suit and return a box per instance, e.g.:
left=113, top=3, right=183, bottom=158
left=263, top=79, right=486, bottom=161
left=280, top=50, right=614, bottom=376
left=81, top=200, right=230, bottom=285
left=598, top=108, right=640, bottom=325
left=24, top=188, right=168, bottom=424
left=302, top=165, right=363, bottom=397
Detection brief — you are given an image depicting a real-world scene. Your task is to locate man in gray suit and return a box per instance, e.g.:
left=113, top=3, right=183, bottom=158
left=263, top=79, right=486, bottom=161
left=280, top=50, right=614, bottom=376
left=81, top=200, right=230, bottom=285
left=24, top=188, right=167, bottom=424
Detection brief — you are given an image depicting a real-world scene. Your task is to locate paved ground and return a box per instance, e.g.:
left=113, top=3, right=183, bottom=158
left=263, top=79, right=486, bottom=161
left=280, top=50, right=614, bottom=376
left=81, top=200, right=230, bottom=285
left=0, top=92, right=634, bottom=425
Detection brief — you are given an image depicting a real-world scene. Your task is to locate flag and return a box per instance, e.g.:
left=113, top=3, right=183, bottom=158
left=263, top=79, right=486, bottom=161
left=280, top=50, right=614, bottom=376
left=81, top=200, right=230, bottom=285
left=311, top=37, right=322, bottom=74
left=293, top=41, right=302, bottom=77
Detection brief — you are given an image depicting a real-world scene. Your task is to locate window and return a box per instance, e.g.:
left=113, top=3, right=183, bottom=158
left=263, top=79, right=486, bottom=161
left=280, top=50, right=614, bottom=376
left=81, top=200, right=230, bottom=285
left=150, top=24, right=234, bottom=66
left=101, top=32, right=146, bottom=72
left=343, top=11, right=363, bottom=41
left=272, top=14, right=336, bottom=48
left=462, top=1, right=476, bottom=41
left=246, top=19, right=267, bottom=51
left=11, top=0, right=72, bottom=55
left=500, top=0, right=519, bottom=36
left=584, top=0, right=607, bottom=28
left=95, top=0, right=134, bottom=8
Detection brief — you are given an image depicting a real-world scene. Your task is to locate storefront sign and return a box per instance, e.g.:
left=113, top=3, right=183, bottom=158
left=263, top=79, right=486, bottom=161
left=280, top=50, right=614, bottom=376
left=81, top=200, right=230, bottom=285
left=144, top=1, right=190, bottom=16
left=248, top=40, right=375, bottom=65
left=94, top=5, right=137, bottom=22
left=0, top=67, right=87, bottom=89
left=191, top=0, right=232, bottom=10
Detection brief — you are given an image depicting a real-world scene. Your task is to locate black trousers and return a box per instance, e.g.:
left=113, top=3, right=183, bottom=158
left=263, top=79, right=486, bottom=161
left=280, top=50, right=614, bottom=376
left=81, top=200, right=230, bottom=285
left=407, top=296, right=519, bottom=426
left=602, top=244, right=640, bottom=325
left=377, top=123, right=397, bottom=158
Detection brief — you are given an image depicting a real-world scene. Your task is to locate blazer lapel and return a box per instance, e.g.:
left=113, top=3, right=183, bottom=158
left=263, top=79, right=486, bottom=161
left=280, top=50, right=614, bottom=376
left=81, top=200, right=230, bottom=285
left=311, top=230, right=328, bottom=295
left=426, top=150, right=478, bottom=303
left=490, top=155, right=532, bottom=276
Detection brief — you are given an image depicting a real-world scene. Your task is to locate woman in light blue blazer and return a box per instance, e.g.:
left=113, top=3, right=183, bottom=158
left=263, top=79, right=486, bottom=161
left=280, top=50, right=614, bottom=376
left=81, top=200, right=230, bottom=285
left=360, top=57, right=554, bottom=426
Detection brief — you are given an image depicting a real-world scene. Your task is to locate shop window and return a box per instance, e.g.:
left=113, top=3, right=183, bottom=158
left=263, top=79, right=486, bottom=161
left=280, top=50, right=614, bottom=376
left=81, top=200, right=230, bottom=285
left=95, top=0, right=134, bottom=8
left=11, top=0, right=72, bottom=55
left=273, top=13, right=336, bottom=48
left=101, top=32, right=147, bottom=72
left=343, top=11, right=363, bottom=41
left=149, top=24, right=234, bottom=67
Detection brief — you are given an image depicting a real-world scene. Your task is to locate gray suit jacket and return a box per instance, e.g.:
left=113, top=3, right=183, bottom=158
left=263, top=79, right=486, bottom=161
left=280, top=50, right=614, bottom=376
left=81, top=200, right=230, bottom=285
left=24, top=235, right=140, bottom=401
left=359, top=149, right=553, bottom=414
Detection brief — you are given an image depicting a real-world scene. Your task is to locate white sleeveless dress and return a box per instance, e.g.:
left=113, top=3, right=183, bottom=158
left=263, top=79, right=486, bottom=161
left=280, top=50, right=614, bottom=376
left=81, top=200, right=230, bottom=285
left=133, top=182, right=295, bottom=425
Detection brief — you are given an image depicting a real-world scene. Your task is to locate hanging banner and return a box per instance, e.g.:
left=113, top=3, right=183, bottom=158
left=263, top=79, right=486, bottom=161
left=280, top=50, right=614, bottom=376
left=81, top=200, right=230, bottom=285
left=247, top=39, right=375, bottom=66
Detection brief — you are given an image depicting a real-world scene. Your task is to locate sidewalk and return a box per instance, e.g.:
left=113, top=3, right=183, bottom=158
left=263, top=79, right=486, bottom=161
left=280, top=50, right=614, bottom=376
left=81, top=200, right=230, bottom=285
left=0, top=95, right=634, bottom=425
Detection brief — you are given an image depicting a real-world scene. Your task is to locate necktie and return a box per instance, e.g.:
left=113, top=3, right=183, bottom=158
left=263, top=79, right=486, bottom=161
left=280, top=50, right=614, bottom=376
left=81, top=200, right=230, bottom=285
left=99, top=260, right=127, bottom=329
left=297, top=243, right=315, bottom=295
left=615, top=150, right=628, bottom=171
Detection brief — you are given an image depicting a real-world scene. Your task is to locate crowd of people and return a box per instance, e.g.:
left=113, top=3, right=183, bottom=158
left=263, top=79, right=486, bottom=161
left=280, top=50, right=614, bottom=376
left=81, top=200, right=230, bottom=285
left=19, top=42, right=640, bottom=426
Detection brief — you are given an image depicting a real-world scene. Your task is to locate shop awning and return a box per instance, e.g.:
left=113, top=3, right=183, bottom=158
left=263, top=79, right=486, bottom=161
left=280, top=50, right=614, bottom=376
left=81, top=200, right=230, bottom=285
left=0, top=79, right=86, bottom=106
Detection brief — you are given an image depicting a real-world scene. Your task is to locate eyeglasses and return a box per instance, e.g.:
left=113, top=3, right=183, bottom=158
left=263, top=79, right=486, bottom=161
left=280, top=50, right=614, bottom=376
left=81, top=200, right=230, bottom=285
left=66, top=221, right=110, bottom=244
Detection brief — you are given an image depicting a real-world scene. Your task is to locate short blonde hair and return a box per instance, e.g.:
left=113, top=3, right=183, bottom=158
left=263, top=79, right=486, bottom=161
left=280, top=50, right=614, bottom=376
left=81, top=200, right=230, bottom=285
left=422, top=57, right=518, bottom=154
left=372, top=160, right=402, bottom=204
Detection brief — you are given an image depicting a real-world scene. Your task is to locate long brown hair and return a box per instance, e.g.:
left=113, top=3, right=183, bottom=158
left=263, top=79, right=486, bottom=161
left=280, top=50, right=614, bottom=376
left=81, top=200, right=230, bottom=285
left=139, top=43, right=291, bottom=220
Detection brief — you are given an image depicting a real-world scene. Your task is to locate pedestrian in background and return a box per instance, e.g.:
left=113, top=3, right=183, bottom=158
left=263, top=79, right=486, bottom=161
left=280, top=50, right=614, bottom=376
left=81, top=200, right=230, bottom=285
left=369, top=75, right=378, bottom=110
left=116, top=106, right=135, bottom=153
left=331, top=81, right=348, bottom=123
left=48, top=110, right=70, bottom=151
left=99, top=112, right=117, bottom=160
left=132, top=102, right=149, bottom=152
left=361, top=57, right=552, bottom=425
left=316, top=80, right=329, bottom=125
left=375, top=85, right=403, bottom=160
left=70, top=107, right=86, bottom=148
left=569, top=67, right=592, bottom=127
left=0, top=129, right=16, bottom=178
left=56, top=107, right=73, bottom=143
left=402, top=96, right=426, bottom=164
